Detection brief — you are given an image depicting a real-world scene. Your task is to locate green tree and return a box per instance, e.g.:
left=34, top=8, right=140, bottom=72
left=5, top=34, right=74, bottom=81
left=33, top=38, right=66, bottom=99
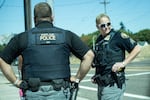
left=119, top=22, right=126, bottom=32
left=81, top=31, right=99, bottom=48
left=0, top=44, right=5, bottom=52
left=80, top=25, right=150, bottom=49
left=132, top=29, right=150, bottom=43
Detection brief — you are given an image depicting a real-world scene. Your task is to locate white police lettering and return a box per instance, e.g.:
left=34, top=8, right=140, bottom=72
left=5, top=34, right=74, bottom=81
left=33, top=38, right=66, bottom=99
left=40, top=33, right=56, bottom=41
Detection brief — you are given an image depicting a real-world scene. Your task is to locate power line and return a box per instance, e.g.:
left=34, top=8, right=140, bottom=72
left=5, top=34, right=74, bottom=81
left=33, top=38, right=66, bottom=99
left=0, top=0, right=5, bottom=8
left=55, top=0, right=94, bottom=7
left=100, top=0, right=110, bottom=14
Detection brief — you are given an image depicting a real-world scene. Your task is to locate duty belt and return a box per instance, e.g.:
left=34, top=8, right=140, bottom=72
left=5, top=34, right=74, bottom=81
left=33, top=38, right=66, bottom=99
left=92, top=72, right=125, bottom=89
left=41, top=79, right=70, bottom=91
left=92, top=74, right=114, bottom=87
left=20, top=78, right=70, bottom=92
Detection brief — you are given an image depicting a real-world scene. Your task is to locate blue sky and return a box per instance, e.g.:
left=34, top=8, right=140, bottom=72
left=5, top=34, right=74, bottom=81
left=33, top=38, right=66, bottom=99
left=0, top=0, right=150, bottom=36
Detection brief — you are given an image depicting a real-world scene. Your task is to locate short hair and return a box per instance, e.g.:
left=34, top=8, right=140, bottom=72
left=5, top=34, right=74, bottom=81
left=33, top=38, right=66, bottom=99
left=96, top=13, right=110, bottom=24
left=34, top=2, right=52, bottom=18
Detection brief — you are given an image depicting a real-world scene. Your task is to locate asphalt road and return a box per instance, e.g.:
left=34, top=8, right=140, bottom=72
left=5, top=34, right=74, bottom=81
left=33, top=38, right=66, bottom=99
left=0, top=59, right=150, bottom=100
left=71, top=59, right=150, bottom=100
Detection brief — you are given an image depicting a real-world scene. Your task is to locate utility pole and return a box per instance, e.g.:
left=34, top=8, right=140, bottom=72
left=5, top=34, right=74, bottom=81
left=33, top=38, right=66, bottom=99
left=24, top=0, right=32, bottom=31
left=100, top=0, right=110, bottom=14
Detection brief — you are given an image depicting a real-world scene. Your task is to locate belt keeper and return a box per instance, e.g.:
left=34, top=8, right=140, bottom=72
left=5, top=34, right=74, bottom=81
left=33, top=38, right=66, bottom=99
left=13, top=78, right=19, bottom=86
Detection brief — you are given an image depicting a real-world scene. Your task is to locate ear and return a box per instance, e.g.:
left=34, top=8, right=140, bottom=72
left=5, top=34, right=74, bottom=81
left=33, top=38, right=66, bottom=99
left=34, top=17, right=37, bottom=25
left=96, top=24, right=99, bottom=29
left=51, top=16, right=54, bottom=22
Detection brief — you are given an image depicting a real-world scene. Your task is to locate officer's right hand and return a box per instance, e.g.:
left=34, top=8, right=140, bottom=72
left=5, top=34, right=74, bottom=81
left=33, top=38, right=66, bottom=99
left=70, top=76, right=80, bottom=83
left=91, top=75, right=97, bottom=84
left=112, top=62, right=125, bottom=72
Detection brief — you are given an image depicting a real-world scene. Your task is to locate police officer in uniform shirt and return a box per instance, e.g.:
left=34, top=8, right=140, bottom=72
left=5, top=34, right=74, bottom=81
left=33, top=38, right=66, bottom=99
left=92, top=13, right=141, bottom=100
left=0, top=2, right=94, bottom=100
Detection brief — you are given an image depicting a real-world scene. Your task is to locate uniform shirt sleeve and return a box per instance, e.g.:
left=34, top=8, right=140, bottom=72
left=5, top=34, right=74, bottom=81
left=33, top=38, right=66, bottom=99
left=0, top=33, right=27, bottom=64
left=118, top=33, right=137, bottom=53
left=66, top=31, right=90, bottom=60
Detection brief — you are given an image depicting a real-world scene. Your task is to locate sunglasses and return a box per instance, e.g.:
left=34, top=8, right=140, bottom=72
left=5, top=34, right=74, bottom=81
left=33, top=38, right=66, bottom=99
left=98, top=22, right=111, bottom=28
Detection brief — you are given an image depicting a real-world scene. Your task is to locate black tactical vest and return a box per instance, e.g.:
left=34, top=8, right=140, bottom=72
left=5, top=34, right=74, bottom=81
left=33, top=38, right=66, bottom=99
left=93, top=31, right=124, bottom=75
left=22, top=27, right=70, bottom=81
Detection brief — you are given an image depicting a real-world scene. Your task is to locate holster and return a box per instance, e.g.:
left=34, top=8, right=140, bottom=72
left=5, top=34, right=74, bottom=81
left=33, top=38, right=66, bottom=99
left=69, top=82, right=79, bottom=100
left=52, top=79, right=69, bottom=91
left=112, top=72, right=125, bottom=89
left=19, top=78, right=40, bottom=95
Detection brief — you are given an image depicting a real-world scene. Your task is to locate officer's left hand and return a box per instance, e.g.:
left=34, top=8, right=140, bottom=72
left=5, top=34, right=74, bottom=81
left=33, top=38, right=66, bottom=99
left=112, top=62, right=125, bottom=72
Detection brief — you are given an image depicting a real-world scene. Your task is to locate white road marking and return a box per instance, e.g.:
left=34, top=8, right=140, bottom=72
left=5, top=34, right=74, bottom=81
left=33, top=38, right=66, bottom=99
left=77, top=97, right=90, bottom=100
left=79, top=85, right=150, bottom=100
left=72, top=72, right=150, bottom=77
left=80, top=72, right=150, bottom=82
left=126, top=72, right=150, bottom=77
left=124, top=93, right=150, bottom=100
left=1, top=71, right=150, bottom=99
left=79, top=72, right=150, bottom=100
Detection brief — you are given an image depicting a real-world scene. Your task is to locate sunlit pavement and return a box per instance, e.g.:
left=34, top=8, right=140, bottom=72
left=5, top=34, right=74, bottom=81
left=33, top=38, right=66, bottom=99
left=0, top=58, right=150, bottom=100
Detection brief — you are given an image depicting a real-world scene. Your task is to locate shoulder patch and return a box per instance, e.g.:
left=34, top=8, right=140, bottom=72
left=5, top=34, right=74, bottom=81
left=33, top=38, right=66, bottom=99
left=121, top=33, right=129, bottom=39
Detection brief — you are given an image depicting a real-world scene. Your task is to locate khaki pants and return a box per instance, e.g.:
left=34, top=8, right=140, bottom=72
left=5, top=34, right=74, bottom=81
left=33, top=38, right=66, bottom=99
left=98, top=83, right=126, bottom=100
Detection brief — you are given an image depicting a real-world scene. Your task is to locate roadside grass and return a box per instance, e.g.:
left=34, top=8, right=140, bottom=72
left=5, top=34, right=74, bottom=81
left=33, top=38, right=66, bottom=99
left=132, top=45, right=150, bottom=62
left=70, top=55, right=80, bottom=64
left=139, top=45, right=150, bottom=57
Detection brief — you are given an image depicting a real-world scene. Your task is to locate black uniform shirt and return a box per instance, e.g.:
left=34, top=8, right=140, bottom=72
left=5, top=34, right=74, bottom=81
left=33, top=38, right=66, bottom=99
left=0, top=21, right=89, bottom=64
left=95, top=30, right=138, bottom=74
left=96, top=30, right=137, bottom=55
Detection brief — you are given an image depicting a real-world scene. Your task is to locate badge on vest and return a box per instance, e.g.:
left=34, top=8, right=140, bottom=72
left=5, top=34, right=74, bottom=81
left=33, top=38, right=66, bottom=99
left=36, top=33, right=56, bottom=45
left=40, top=33, right=56, bottom=41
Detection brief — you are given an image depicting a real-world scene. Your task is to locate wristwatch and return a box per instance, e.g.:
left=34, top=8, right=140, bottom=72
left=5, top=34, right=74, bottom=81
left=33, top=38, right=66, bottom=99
left=75, top=78, right=80, bottom=83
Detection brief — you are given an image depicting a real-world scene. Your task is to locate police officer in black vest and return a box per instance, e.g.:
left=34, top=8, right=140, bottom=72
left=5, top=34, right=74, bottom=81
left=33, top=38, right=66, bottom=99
left=92, top=13, right=140, bottom=100
left=0, top=2, right=94, bottom=100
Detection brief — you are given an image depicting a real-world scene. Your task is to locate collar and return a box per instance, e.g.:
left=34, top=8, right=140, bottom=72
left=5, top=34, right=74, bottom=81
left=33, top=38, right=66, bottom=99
left=35, top=21, right=53, bottom=28
left=102, top=28, right=114, bottom=38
